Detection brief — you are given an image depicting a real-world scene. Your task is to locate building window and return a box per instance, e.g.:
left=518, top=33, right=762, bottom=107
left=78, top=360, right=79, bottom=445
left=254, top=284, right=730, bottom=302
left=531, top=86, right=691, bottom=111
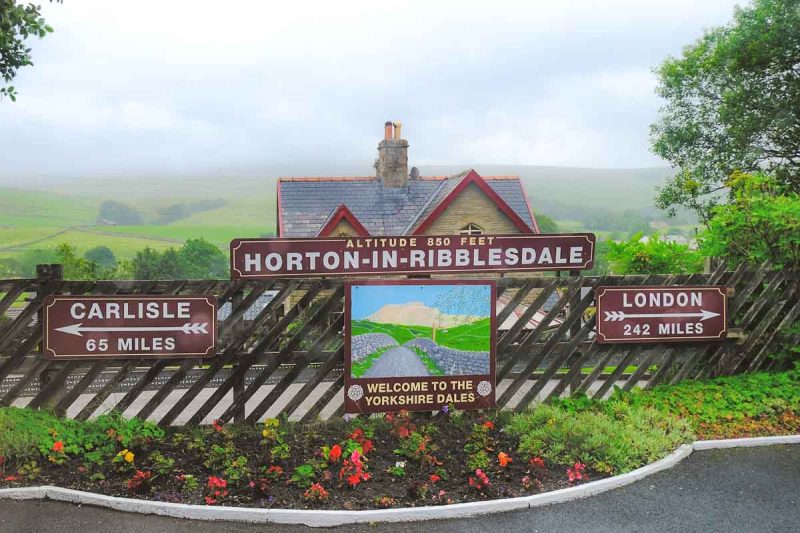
left=459, top=223, right=484, bottom=235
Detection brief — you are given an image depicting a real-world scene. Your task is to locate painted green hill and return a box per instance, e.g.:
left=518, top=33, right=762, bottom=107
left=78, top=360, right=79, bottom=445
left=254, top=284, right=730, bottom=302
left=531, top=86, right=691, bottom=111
left=352, top=317, right=491, bottom=352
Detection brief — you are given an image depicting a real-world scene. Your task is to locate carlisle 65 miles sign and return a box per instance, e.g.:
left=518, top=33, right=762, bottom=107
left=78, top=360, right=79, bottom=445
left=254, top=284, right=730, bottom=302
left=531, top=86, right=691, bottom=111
left=43, top=295, right=217, bottom=359
left=595, top=286, right=727, bottom=344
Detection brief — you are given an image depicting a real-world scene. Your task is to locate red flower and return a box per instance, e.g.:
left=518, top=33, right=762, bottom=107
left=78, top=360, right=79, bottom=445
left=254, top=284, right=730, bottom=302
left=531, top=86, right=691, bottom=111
left=429, top=474, right=441, bottom=483
left=483, top=421, right=494, bottom=430
left=347, top=473, right=362, bottom=487
left=361, top=439, right=373, bottom=455
left=529, top=457, right=546, bottom=469
left=52, top=441, right=64, bottom=453
left=212, top=419, right=223, bottom=432
left=397, top=426, right=410, bottom=438
left=350, top=428, right=364, bottom=441
left=328, top=444, right=342, bottom=463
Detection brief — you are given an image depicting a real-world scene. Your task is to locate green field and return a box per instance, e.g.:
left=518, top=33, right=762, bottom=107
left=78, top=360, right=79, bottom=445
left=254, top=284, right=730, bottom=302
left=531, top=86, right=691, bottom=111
left=352, top=320, right=432, bottom=345
left=352, top=317, right=491, bottom=352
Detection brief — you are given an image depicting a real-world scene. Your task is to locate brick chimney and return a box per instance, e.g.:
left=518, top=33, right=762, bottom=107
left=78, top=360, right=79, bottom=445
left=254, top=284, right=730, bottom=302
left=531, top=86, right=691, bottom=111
left=376, top=121, right=409, bottom=188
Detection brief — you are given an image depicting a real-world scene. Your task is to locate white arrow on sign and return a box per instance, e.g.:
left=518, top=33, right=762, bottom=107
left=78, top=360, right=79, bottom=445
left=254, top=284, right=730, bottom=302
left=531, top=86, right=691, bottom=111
left=604, top=310, right=720, bottom=322
left=54, top=322, right=208, bottom=337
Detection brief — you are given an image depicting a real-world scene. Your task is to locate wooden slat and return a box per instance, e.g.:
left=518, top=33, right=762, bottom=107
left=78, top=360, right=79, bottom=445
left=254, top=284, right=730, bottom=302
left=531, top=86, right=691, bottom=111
left=218, top=286, right=345, bottom=423
left=284, top=346, right=344, bottom=418
left=300, top=373, right=344, bottom=423
left=497, top=279, right=559, bottom=352
left=244, top=314, right=344, bottom=423
left=76, top=360, right=142, bottom=421
left=175, top=281, right=328, bottom=425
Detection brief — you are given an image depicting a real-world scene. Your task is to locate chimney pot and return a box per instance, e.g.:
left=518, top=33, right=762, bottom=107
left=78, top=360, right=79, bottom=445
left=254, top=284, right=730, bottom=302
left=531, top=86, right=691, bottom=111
left=377, top=120, right=409, bottom=188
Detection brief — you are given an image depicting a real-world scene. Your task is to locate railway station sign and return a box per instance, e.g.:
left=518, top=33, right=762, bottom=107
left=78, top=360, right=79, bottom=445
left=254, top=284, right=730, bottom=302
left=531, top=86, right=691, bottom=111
left=343, top=279, right=496, bottom=414
left=595, top=286, right=727, bottom=344
left=230, top=233, right=595, bottom=278
left=42, top=295, right=217, bottom=359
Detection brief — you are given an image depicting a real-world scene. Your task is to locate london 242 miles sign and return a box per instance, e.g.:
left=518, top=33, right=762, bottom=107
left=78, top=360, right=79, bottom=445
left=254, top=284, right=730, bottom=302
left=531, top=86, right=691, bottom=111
left=595, top=286, right=728, bottom=344
left=230, top=233, right=595, bottom=278
left=43, top=295, right=217, bottom=359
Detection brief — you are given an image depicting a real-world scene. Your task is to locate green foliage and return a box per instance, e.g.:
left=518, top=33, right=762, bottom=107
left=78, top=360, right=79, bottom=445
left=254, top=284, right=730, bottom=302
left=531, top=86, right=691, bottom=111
left=147, top=450, right=175, bottom=476
left=463, top=423, right=494, bottom=471
left=131, top=238, right=227, bottom=280
left=584, top=239, right=610, bottom=276
left=610, top=365, right=800, bottom=425
left=534, top=213, right=559, bottom=233
left=606, top=233, right=704, bottom=274
left=97, top=200, right=144, bottom=225
left=290, top=463, right=317, bottom=488
left=0, top=0, right=56, bottom=101
left=700, top=172, right=800, bottom=270
left=0, top=407, right=162, bottom=469
left=83, top=245, right=117, bottom=269
left=0, top=257, right=22, bottom=278
left=506, top=403, right=693, bottom=475
left=651, top=0, right=800, bottom=220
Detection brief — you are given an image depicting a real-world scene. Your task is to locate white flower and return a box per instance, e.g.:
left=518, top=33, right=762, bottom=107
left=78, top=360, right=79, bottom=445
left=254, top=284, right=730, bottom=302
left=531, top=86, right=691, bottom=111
left=476, top=380, right=492, bottom=397
left=347, top=384, right=364, bottom=401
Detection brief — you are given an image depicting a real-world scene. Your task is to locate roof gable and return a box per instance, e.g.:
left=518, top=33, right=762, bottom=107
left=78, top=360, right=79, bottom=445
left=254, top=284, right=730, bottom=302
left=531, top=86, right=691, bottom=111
left=411, top=169, right=534, bottom=235
left=317, top=204, right=370, bottom=237
left=277, top=172, right=538, bottom=237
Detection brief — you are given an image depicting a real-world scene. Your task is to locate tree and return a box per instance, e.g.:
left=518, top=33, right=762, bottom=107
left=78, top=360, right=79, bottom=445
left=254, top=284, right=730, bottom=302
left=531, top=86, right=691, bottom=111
left=84, top=245, right=117, bottom=269
left=650, top=0, right=800, bottom=222
left=701, top=172, right=800, bottom=270
left=0, top=0, right=56, bottom=101
left=534, top=213, right=559, bottom=233
left=97, top=200, right=144, bottom=225
left=177, top=238, right=227, bottom=279
left=55, top=243, right=101, bottom=280
left=606, top=233, right=704, bottom=275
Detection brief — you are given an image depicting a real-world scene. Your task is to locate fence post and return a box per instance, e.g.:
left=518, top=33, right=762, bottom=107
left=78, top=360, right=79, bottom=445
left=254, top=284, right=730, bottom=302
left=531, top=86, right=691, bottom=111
left=36, top=264, right=65, bottom=412
left=231, top=290, right=246, bottom=422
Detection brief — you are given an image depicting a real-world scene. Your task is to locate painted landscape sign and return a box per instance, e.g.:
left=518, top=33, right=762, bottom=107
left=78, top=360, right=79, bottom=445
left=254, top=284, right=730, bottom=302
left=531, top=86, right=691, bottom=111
left=595, top=286, right=727, bottom=344
left=230, top=233, right=595, bottom=278
left=344, top=280, right=496, bottom=414
left=42, top=295, right=217, bottom=359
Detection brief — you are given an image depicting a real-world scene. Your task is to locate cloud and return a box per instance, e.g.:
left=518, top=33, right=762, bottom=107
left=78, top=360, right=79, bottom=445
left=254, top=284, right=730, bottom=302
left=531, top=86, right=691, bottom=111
left=0, top=0, right=741, bottom=177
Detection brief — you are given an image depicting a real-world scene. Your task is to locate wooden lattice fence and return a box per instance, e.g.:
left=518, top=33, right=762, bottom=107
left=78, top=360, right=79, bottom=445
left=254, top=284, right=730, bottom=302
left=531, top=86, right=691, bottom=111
left=0, top=261, right=797, bottom=425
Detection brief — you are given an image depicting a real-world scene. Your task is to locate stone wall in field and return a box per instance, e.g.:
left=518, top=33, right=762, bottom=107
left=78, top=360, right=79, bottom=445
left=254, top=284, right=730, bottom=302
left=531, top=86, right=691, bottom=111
left=351, top=333, right=398, bottom=362
left=405, top=338, right=490, bottom=376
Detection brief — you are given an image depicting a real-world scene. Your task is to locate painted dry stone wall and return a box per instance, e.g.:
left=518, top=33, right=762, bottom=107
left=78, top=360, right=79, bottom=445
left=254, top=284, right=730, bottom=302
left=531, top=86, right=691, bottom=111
left=351, top=333, right=398, bottom=362
left=406, top=338, right=490, bottom=376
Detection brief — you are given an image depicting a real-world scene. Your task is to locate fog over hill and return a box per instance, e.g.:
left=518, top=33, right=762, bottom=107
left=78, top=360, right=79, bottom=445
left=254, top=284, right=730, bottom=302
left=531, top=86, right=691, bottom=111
left=0, top=164, right=674, bottom=212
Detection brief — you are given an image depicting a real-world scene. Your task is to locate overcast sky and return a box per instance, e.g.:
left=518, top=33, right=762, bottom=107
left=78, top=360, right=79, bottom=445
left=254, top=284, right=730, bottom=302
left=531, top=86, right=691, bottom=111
left=0, top=0, right=741, bottom=178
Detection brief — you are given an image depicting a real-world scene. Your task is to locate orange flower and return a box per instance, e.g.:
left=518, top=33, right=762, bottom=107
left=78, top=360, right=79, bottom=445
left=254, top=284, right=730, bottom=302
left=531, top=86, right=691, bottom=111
left=483, top=421, right=494, bottom=430
left=429, top=474, right=441, bottom=483
left=52, top=441, right=64, bottom=454
left=498, top=452, right=512, bottom=468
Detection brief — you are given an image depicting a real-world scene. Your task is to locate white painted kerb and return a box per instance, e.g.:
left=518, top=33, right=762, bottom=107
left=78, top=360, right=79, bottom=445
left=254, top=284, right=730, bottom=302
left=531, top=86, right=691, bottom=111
left=0, top=436, right=797, bottom=527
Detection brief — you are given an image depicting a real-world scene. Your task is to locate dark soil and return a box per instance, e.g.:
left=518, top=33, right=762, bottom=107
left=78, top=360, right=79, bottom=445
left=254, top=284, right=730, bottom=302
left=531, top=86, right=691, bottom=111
left=0, top=411, right=597, bottom=510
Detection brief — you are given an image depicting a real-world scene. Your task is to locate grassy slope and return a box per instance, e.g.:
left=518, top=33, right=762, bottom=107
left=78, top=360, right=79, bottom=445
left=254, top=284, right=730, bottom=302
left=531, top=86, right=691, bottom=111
left=0, top=165, right=670, bottom=260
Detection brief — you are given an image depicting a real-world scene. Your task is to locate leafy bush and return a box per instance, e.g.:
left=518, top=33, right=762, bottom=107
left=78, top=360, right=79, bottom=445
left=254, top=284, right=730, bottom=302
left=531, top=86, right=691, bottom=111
left=0, top=407, right=163, bottom=468
left=611, top=365, right=800, bottom=424
left=506, top=403, right=693, bottom=474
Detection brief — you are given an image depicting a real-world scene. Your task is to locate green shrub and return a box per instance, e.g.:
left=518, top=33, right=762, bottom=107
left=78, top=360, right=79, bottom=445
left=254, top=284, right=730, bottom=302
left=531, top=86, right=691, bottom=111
left=506, top=403, right=693, bottom=475
left=611, top=365, right=800, bottom=424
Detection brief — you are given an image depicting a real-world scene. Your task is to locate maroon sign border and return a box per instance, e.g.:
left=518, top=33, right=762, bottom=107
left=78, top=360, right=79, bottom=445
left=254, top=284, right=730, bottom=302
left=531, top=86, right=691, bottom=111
left=343, top=279, right=497, bottom=414
left=42, top=295, right=218, bottom=360
left=230, top=233, right=596, bottom=279
left=595, top=285, right=728, bottom=344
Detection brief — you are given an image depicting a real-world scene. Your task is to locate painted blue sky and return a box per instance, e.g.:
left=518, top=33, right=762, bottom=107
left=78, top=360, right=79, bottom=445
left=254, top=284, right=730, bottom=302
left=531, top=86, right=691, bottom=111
left=351, top=284, right=491, bottom=320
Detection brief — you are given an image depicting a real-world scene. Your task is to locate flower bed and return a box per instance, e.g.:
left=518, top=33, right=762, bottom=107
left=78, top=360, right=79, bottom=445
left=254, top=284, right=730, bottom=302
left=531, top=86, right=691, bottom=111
left=0, top=366, right=797, bottom=510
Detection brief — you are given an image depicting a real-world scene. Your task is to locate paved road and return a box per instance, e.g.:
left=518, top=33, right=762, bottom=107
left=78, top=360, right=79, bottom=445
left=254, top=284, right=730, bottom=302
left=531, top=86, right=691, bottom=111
left=362, top=346, right=431, bottom=378
left=0, top=445, right=797, bottom=533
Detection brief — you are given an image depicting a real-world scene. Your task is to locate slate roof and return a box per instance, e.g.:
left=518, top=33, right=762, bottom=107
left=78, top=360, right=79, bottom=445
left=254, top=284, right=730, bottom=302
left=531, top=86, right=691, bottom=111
left=278, top=172, right=537, bottom=237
